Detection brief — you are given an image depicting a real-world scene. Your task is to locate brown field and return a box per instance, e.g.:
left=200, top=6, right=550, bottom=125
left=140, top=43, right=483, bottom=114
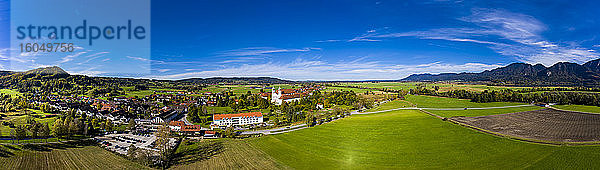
left=451, top=109, right=600, bottom=143
left=171, top=139, right=288, bottom=170
left=0, top=144, right=148, bottom=170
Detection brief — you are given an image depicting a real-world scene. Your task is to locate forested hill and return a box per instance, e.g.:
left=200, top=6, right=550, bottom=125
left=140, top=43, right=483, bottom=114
left=178, top=77, right=295, bottom=84
left=402, top=59, right=600, bottom=86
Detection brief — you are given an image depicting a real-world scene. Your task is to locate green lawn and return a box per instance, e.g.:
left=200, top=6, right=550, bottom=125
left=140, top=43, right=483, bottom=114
left=0, top=89, right=22, bottom=97
left=324, top=86, right=375, bottom=94
left=552, top=105, right=600, bottom=114
left=249, top=110, right=600, bottom=169
left=426, top=106, right=543, bottom=117
left=364, top=100, right=413, bottom=112
left=405, top=95, right=526, bottom=108
left=207, top=107, right=233, bottom=114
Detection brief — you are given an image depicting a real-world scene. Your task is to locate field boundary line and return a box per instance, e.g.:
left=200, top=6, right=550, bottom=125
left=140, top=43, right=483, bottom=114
left=353, top=104, right=535, bottom=115
left=548, top=106, right=600, bottom=115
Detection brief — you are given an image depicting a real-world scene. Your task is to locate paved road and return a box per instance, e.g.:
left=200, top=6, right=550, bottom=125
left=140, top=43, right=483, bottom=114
left=240, top=123, right=307, bottom=135
left=351, top=104, right=536, bottom=115
left=179, top=113, right=194, bottom=125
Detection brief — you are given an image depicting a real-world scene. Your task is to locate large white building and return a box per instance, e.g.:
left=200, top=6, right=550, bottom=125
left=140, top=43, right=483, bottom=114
left=211, top=112, right=263, bottom=127
left=271, top=88, right=304, bottom=105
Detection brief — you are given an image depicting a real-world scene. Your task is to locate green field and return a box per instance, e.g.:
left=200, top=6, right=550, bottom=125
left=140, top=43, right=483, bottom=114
left=337, top=82, right=532, bottom=92
left=324, top=86, right=377, bottom=94
left=364, top=100, right=413, bottom=112
left=207, top=106, right=233, bottom=114
left=249, top=109, right=600, bottom=169
left=0, top=110, right=58, bottom=136
left=405, top=95, right=526, bottom=108
left=426, top=106, right=543, bottom=117
left=0, top=89, right=22, bottom=97
left=0, top=144, right=148, bottom=169
left=552, top=105, right=600, bottom=114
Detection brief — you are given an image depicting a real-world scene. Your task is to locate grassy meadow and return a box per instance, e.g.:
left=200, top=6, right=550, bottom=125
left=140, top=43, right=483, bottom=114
left=338, top=82, right=532, bottom=92
left=249, top=109, right=600, bottom=169
left=552, top=105, right=600, bottom=114
left=364, top=100, right=413, bottom=112
left=405, top=95, right=527, bottom=108
left=426, top=106, right=543, bottom=117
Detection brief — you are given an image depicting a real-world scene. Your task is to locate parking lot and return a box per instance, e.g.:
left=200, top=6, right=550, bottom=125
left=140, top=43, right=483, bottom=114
left=97, top=133, right=161, bottom=155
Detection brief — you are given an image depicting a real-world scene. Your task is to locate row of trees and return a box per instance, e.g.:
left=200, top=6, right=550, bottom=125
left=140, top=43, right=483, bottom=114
left=4, top=120, right=51, bottom=143
left=411, top=86, right=600, bottom=106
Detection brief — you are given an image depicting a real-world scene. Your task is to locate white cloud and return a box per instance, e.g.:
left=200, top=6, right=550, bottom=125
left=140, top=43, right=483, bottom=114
left=59, top=52, right=87, bottom=63
left=315, top=39, right=342, bottom=43
left=152, top=58, right=502, bottom=81
left=126, top=56, right=150, bottom=62
left=216, top=47, right=321, bottom=57
left=156, top=69, right=171, bottom=73
left=351, top=8, right=600, bottom=66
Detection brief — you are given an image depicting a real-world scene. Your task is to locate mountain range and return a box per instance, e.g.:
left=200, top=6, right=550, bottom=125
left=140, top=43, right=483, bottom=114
left=5, top=59, right=600, bottom=86
left=402, top=58, right=600, bottom=86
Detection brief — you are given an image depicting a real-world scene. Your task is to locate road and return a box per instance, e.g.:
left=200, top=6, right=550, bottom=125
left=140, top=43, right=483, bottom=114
left=351, top=104, right=536, bottom=115
left=240, top=123, right=307, bottom=135
left=179, top=113, right=194, bottom=125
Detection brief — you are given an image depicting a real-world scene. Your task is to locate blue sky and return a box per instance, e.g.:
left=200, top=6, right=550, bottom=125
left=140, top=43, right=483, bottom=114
left=2, top=0, right=600, bottom=80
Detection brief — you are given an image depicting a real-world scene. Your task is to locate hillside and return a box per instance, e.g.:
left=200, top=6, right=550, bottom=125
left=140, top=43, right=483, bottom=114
left=22, top=66, right=70, bottom=75
left=402, top=58, right=600, bottom=86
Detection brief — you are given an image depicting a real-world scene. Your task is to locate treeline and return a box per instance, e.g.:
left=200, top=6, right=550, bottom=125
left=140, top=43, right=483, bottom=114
left=411, top=87, right=600, bottom=106
left=213, top=91, right=270, bottom=111
left=275, top=90, right=371, bottom=123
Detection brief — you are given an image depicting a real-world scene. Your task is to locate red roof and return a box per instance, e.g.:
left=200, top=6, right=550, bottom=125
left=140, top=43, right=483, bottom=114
left=169, top=121, right=185, bottom=127
left=181, top=125, right=203, bottom=132
left=205, top=131, right=216, bottom=135
left=281, top=89, right=295, bottom=94
left=213, top=112, right=263, bottom=120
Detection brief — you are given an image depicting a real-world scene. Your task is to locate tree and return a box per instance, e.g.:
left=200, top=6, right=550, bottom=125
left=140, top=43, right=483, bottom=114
left=127, top=118, right=137, bottom=131
left=155, top=123, right=172, bottom=169
left=68, top=120, right=77, bottom=138
left=29, top=122, right=40, bottom=143
left=53, top=118, right=64, bottom=141
left=105, top=119, right=114, bottom=132
left=41, top=123, right=50, bottom=143
left=14, top=125, right=27, bottom=143
left=127, top=144, right=138, bottom=159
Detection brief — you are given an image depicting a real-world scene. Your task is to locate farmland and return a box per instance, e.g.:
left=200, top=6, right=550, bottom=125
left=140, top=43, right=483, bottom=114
left=0, top=142, right=148, bottom=169
left=171, top=139, right=287, bottom=169
left=452, top=109, right=600, bottom=143
left=248, top=109, right=600, bottom=169
left=405, top=95, right=526, bottom=108
left=336, top=82, right=533, bottom=92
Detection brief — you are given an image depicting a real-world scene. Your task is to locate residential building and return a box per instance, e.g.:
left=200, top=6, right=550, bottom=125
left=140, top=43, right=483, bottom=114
left=212, top=112, right=263, bottom=127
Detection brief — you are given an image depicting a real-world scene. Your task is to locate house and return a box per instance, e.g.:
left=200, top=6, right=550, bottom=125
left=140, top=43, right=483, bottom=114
left=212, top=112, right=263, bottom=127
left=152, top=110, right=180, bottom=124
left=271, top=88, right=307, bottom=105
left=168, top=121, right=208, bottom=135
left=204, top=131, right=216, bottom=137
left=168, top=121, right=185, bottom=131
left=316, top=103, right=324, bottom=109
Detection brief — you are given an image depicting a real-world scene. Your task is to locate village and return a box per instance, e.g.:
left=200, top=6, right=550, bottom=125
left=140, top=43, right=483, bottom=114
left=14, top=84, right=358, bottom=164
